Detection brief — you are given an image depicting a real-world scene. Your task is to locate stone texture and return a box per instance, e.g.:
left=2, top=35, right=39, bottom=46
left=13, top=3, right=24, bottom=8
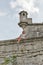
left=0, top=38, right=43, bottom=65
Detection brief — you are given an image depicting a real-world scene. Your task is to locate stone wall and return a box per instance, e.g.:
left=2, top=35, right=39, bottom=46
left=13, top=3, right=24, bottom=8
left=23, top=24, right=43, bottom=38
left=16, top=38, right=43, bottom=65
left=0, top=38, right=43, bottom=65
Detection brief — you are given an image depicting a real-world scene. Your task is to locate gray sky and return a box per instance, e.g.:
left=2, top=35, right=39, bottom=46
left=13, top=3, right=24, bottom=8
left=0, top=0, right=43, bottom=40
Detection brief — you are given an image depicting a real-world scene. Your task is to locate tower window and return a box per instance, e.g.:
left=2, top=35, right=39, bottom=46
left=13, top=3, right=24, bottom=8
left=23, top=13, right=25, bottom=16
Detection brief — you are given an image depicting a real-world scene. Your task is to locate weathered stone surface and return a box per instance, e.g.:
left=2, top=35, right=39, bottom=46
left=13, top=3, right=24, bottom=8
left=0, top=38, right=43, bottom=65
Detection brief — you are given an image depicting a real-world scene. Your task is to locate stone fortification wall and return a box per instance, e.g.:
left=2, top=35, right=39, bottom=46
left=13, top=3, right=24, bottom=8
left=0, top=38, right=43, bottom=65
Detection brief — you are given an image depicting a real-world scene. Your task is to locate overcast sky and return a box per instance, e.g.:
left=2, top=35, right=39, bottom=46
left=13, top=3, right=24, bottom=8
left=0, top=0, right=43, bottom=40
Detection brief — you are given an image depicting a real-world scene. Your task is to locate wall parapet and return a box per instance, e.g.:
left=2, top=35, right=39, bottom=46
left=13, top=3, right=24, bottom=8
left=0, top=37, right=43, bottom=46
